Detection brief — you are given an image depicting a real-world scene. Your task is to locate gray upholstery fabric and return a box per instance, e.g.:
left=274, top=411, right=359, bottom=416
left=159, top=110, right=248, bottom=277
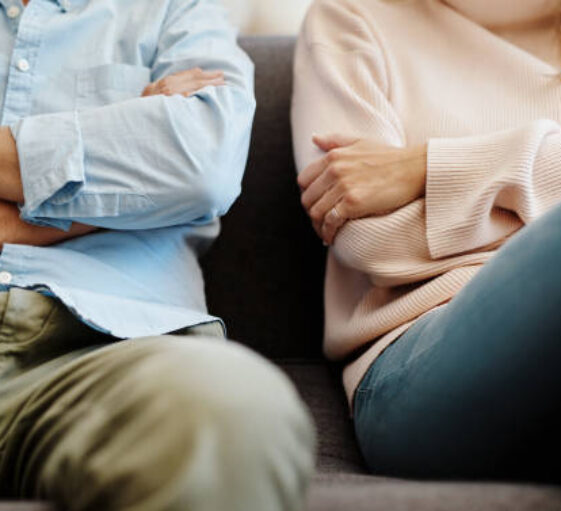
left=201, top=36, right=327, bottom=360
left=307, top=475, right=561, bottom=511
left=282, top=363, right=561, bottom=510
left=281, top=363, right=367, bottom=474
left=3, top=36, right=561, bottom=511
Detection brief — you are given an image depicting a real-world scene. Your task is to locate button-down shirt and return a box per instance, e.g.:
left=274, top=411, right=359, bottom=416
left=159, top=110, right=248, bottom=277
left=0, top=0, right=255, bottom=337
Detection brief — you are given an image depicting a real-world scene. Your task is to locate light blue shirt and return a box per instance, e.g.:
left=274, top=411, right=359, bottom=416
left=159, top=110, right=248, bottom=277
left=0, top=0, right=255, bottom=337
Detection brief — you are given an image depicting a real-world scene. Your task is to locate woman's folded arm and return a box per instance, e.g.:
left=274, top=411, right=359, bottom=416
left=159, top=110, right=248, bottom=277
left=426, top=120, right=561, bottom=259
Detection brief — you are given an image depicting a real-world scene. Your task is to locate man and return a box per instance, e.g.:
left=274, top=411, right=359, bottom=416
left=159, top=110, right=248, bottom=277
left=0, top=1, right=315, bottom=510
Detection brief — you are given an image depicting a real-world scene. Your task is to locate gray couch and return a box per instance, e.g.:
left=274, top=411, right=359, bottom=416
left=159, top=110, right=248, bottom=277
left=203, top=36, right=561, bottom=511
left=2, top=36, right=561, bottom=511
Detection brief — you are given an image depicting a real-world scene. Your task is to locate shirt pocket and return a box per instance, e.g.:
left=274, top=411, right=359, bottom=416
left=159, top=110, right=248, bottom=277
left=75, top=63, right=152, bottom=109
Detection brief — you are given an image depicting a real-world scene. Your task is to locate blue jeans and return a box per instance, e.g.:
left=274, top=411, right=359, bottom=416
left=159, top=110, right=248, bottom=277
left=354, top=203, right=561, bottom=482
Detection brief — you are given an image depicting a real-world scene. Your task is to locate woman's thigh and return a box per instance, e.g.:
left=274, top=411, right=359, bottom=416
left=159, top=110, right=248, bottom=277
left=354, top=203, right=561, bottom=481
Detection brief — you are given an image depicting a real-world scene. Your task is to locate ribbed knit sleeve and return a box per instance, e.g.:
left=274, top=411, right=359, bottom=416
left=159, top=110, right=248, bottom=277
left=291, top=0, right=404, bottom=174
left=427, top=120, right=561, bottom=259
left=291, top=0, right=561, bottom=405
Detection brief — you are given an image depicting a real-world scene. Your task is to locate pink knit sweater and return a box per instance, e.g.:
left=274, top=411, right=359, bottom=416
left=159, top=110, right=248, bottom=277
left=291, top=0, right=561, bottom=404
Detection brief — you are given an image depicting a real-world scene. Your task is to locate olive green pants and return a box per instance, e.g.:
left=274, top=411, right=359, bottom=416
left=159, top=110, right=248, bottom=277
left=0, top=289, right=315, bottom=511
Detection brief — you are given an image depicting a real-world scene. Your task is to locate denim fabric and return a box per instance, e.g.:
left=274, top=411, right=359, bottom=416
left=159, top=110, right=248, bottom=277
left=354, top=202, right=561, bottom=482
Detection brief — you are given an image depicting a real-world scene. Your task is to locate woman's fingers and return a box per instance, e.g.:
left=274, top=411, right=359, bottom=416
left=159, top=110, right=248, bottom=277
left=322, top=203, right=347, bottom=245
left=300, top=135, right=358, bottom=191
left=300, top=163, right=338, bottom=210
left=313, top=133, right=358, bottom=152
left=300, top=138, right=428, bottom=244
left=297, top=154, right=330, bottom=190
left=308, top=185, right=346, bottom=243
left=298, top=135, right=357, bottom=243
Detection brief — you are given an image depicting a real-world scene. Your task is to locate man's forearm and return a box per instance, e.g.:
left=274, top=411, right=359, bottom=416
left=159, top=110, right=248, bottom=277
left=0, top=127, right=24, bottom=203
left=0, top=200, right=96, bottom=250
left=1, top=127, right=97, bottom=249
left=0, top=67, right=226, bottom=209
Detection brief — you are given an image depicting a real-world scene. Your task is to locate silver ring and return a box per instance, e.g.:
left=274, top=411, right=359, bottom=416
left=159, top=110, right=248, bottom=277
left=327, top=206, right=342, bottom=222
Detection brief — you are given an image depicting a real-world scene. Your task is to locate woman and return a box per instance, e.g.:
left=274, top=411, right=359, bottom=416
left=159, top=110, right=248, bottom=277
left=292, top=0, right=561, bottom=481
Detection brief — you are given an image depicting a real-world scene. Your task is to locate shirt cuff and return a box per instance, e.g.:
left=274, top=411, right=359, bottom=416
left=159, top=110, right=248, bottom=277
left=11, top=111, right=86, bottom=231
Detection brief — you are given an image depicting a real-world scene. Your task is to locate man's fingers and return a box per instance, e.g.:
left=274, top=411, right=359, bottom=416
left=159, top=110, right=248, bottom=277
left=142, top=69, right=225, bottom=98
left=179, top=69, right=224, bottom=82
left=202, top=76, right=226, bottom=87
left=141, top=83, right=155, bottom=97
left=313, top=133, right=358, bottom=152
left=201, top=70, right=224, bottom=79
left=180, top=77, right=226, bottom=97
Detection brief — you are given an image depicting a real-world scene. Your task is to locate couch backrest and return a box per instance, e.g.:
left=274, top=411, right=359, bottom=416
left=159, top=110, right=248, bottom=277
left=201, top=36, right=326, bottom=359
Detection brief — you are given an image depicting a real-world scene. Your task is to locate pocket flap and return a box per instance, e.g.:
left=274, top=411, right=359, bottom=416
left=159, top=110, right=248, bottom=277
left=77, top=63, right=151, bottom=96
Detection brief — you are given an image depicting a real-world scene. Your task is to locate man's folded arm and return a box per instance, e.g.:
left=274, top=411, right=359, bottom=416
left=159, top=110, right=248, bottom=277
left=1, top=0, right=255, bottom=232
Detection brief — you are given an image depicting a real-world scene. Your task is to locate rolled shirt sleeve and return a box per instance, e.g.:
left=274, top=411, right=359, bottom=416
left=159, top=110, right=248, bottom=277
left=12, top=0, right=255, bottom=231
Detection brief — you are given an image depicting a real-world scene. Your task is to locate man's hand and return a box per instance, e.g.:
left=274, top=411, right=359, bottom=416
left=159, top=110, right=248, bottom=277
left=1, top=126, right=96, bottom=249
left=0, top=67, right=225, bottom=250
left=0, top=201, right=96, bottom=250
left=0, top=126, right=23, bottom=203
left=298, top=134, right=427, bottom=245
left=142, top=68, right=225, bottom=98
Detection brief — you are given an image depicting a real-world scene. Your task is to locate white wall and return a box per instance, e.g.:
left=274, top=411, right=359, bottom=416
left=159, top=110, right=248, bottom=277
left=221, top=0, right=312, bottom=35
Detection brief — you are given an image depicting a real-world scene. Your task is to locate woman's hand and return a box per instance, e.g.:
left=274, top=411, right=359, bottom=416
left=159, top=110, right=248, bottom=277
left=298, top=134, right=427, bottom=245
left=142, top=68, right=225, bottom=98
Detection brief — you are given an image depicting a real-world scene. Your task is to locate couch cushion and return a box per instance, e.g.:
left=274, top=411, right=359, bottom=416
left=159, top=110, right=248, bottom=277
left=281, top=362, right=561, bottom=511
left=281, top=362, right=367, bottom=474
left=307, top=474, right=561, bottom=511
left=201, top=36, right=327, bottom=360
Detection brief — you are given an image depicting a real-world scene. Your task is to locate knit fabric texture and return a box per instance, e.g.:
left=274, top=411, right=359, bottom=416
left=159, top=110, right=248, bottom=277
left=291, top=0, right=561, bottom=404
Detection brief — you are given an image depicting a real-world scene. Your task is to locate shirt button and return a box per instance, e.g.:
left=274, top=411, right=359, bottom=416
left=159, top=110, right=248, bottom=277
left=61, top=0, right=71, bottom=10
left=17, top=58, right=30, bottom=72
left=7, top=5, right=21, bottom=18
left=0, top=272, right=13, bottom=285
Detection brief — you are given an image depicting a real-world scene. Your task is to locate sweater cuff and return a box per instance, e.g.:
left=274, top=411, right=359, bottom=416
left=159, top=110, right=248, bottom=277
left=425, top=120, right=558, bottom=260
left=426, top=135, right=491, bottom=259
